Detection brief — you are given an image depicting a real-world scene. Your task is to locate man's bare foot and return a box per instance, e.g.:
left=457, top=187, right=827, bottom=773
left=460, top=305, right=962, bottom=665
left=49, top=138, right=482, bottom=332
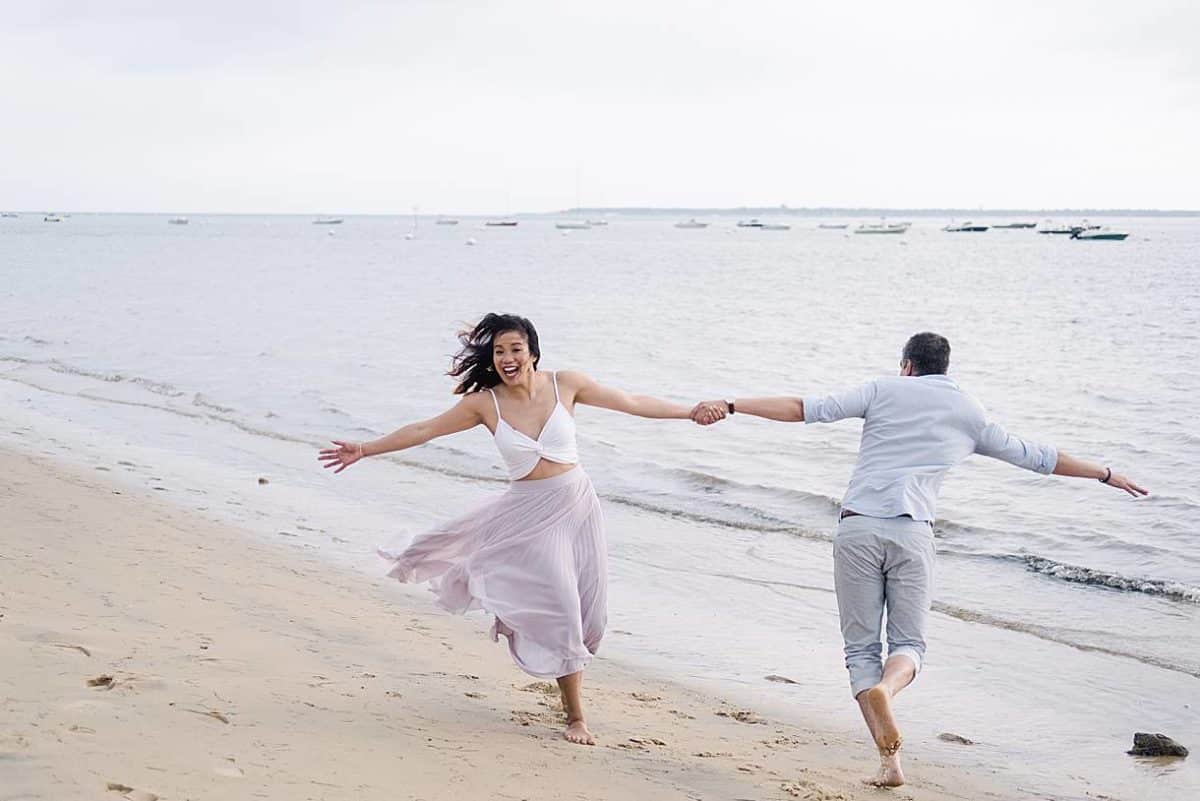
left=564, top=718, right=596, bottom=746
left=862, top=685, right=902, bottom=755
left=864, top=752, right=905, bottom=787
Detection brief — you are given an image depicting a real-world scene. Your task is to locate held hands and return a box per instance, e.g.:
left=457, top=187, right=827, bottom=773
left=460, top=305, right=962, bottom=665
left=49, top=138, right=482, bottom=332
left=318, top=440, right=366, bottom=474
left=690, top=400, right=729, bottom=426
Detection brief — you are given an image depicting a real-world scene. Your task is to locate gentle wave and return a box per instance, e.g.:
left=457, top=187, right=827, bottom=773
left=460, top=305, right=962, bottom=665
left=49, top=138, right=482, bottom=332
left=934, top=602, right=1200, bottom=679
left=1, top=355, right=185, bottom=397
left=1017, top=555, right=1200, bottom=604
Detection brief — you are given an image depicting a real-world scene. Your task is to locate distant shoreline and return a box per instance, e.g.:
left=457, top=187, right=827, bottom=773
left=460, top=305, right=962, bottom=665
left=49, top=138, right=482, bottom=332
left=5, top=208, right=1197, bottom=218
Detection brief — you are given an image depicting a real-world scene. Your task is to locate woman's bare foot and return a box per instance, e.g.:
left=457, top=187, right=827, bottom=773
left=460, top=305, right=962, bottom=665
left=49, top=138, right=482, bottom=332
left=862, top=685, right=902, bottom=755
left=865, top=752, right=905, bottom=787
left=490, top=617, right=514, bottom=643
left=564, top=718, right=596, bottom=746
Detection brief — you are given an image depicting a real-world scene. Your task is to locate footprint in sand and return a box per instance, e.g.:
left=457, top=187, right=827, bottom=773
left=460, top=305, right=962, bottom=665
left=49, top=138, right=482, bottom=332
left=630, top=692, right=662, bottom=702
left=763, top=735, right=808, bottom=748
left=715, top=709, right=765, bottom=725
left=510, top=709, right=560, bottom=727
left=520, top=681, right=558, bottom=696
left=781, top=779, right=851, bottom=800
left=627, top=736, right=666, bottom=747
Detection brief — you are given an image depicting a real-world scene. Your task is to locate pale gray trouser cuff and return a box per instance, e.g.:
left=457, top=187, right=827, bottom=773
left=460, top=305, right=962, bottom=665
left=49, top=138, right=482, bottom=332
left=833, top=515, right=935, bottom=698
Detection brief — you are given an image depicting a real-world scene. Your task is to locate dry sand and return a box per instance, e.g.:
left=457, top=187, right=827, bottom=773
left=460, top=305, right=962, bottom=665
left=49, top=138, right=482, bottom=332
left=0, top=445, right=1005, bottom=801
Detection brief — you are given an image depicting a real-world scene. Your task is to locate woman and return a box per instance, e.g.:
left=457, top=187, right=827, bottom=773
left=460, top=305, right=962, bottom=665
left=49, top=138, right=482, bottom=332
left=318, top=313, right=695, bottom=745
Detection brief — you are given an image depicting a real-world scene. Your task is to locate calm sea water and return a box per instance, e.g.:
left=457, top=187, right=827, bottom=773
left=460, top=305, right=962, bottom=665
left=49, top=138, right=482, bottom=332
left=2, top=213, right=1197, bottom=799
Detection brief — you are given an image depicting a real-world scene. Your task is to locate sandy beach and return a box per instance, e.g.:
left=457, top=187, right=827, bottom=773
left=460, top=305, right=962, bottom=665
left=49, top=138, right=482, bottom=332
left=0, top=440, right=1012, bottom=801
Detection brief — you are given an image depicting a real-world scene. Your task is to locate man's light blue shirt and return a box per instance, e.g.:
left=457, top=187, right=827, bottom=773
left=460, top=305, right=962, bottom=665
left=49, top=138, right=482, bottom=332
left=803, top=374, right=1058, bottom=522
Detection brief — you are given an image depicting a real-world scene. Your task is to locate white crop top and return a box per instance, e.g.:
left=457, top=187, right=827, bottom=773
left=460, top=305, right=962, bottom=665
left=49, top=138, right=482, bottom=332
left=487, top=372, right=580, bottom=480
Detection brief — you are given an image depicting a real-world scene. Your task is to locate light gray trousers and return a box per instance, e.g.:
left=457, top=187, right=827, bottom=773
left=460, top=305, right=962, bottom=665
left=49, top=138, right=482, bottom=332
left=832, top=515, right=935, bottom=697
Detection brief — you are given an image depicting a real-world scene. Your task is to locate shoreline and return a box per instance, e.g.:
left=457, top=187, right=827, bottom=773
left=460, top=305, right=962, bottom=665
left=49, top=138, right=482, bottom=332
left=0, top=440, right=1006, bottom=801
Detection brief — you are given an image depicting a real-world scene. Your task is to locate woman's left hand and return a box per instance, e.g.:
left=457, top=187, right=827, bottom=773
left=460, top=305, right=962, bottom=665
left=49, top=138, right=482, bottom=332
left=318, top=440, right=365, bottom=474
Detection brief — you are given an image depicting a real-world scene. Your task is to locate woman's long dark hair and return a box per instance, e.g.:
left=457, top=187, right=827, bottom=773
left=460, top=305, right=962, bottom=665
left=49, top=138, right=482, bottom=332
left=449, top=313, right=541, bottom=395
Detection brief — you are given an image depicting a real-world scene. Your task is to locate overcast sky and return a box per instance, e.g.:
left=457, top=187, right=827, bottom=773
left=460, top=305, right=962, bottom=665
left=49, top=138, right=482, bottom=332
left=3, top=1, right=1197, bottom=214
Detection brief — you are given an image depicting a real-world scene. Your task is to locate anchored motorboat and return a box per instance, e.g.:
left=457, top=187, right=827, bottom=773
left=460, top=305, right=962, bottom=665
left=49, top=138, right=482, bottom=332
left=674, top=219, right=709, bottom=229
left=943, top=221, right=989, bottom=232
left=1071, top=228, right=1129, bottom=241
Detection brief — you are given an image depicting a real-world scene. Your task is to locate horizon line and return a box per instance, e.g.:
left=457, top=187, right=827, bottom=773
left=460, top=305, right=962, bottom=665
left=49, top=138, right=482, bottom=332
left=5, top=206, right=1199, bottom=217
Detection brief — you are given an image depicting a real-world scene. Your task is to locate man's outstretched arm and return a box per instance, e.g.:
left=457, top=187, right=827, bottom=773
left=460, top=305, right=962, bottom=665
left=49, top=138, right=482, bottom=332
left=692, top=382, right=877, bottom=426
left=975, top=421, right=1148, bottom=498
left=691, top=396, right=805, bottom=424
left=1051, top=451, right=1148, bottom=497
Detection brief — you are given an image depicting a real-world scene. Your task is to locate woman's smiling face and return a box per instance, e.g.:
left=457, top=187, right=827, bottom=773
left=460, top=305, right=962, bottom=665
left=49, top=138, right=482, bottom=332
left=493, top=330, right=536, bottom=384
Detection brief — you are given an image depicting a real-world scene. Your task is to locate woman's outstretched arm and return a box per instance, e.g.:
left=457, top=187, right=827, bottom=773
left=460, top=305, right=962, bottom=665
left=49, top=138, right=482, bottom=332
left=562, top=371, right=692, bottom=419
left=318, top=394, right=485, bottom=473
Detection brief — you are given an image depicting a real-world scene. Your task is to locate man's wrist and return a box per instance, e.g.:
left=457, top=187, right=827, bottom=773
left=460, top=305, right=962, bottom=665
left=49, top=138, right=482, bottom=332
left=725, top=399, right=736, bottom=415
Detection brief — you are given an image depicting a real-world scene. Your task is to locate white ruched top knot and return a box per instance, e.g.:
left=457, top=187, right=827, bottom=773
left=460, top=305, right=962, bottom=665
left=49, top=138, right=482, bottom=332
left=488, top=371, right=580, bottom=480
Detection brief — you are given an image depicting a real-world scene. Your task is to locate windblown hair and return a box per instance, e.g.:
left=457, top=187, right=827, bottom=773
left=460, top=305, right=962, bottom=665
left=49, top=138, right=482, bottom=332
left=902, top=332, right=951, bottom=376
left=449, top=313, right=541, bottom=395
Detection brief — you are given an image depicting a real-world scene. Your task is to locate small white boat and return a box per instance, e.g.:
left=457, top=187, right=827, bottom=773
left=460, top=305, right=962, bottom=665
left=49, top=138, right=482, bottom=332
left=43, top=214, right=65, bottom=223
left=818, top=222, right=849, bottom=229
left=1071, top=228, right=1129, bottom=241
left=435, top=218, right=460, bottom=225
left=0, top=212, right=18, bottom=218
left=761, top=222, right=791, bottom=230
left=943, top=221, right=988, bottom=232
left=312, top=217, right=344, bottom=225
left=854, top=222, right=910, bottom=234
left=992, top=222, right=1036, bottom=229
left=1037, top=223, right=1078, bottom=235
left=555, top=220, right=591, bottom=230
left=168, top=217, right=189, bottom=225
left=674, top=218, right=708, bottom=229
left=736, top=219, right=764, bottom=228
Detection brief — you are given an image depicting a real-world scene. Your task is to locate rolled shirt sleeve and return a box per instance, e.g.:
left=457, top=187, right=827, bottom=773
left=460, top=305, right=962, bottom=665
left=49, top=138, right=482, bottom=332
left=803, top=381, right=878, bottom=424
left=974, top=421, right=1058, bottom=474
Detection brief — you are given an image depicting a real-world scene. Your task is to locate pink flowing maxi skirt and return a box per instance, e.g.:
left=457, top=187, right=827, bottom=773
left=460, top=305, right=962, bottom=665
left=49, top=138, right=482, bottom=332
left=377, top=466, right=607, bottom=679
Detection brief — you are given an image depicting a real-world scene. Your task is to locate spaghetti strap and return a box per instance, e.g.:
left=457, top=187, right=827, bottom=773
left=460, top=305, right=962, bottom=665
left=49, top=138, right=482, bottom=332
left=551, top=371, right=560, bottom=403
left=486, top=387, right=502, bottom=419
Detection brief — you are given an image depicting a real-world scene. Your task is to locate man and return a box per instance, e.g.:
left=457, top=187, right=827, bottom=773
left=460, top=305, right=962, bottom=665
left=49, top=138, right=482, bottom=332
left=691, top=332, right=1146, bottom=787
